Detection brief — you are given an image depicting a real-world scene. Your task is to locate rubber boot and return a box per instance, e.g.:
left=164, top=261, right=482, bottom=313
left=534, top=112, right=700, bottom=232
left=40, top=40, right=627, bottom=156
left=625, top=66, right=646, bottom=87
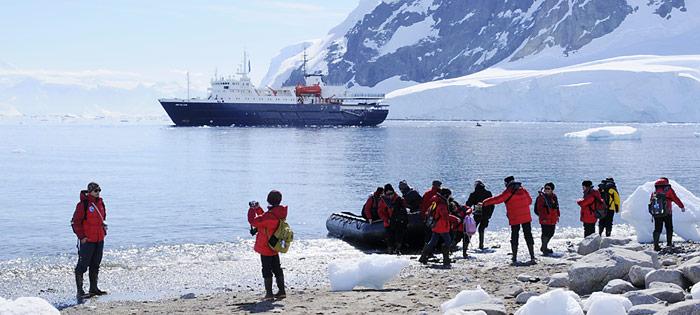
left=75, top=273, right=88, bottom=299
left=540, top=236, right=548, bottom=255
left=418, top=245, right=431, bottom=265
left=442, top=247, right=451, bottom=268
left=88, top=269, right=107, bottom=296
left=462, top=237, right=469, bottom=259
left=653, top=232, right=661, bottom=251
left=274, top=275, right=286, bottom=299
left=263, top=277, right=274, bottom=300
left=510, top=241, right=518, bottom=266
left=526, top=242, right=537, bottom=265
left=666, top=231, right=674, bottom=249
left=478, top=232, right=485, bottom=250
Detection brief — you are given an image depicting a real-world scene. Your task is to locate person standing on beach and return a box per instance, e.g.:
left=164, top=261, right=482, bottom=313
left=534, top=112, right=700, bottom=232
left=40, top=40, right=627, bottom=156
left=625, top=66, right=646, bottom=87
left=248, top=190, right=288, bottom=300
left=650, top=177, right=685, bottom=251
left=378, top=184, right=409, bottom=254
left=577, top=180, right=603, bottom=237
left=465, top=180, right=494, bottom=250
left=420, top=180, right=442, bottom=242
left=598, top=178, right=621, bottom=237
left=419, top=188, right=460, bottom=267
left=534, top=182, right=559, bottom=255
left=71, top=182, right=108, bottom=299
left=480, top=176, right=536, bottom=266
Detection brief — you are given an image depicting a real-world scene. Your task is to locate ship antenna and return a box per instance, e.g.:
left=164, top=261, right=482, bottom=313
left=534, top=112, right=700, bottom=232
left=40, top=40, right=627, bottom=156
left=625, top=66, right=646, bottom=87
left=187, top=71, right=190, bottom=99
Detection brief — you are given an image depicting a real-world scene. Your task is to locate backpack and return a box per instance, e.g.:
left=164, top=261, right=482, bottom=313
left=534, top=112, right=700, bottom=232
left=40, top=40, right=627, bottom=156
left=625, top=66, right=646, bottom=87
left=592, top=193, right=608, bottom=219
left=600, top=187, right=611, bottom=209
left=267, top=214, right=293, bottom=253
left=425, top=201, right=438, bottom=229
left=648, top=189, right=669, bottom=218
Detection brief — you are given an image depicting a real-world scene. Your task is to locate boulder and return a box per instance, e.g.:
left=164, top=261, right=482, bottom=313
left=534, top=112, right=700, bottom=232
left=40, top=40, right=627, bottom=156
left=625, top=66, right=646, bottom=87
left=661, top=258, right=677, bottom=267
left=515, top=292, right=537, bottom=304
left=629, top=266, right=656, bottom=288
left=638, top=287, right=686, bottom=304
left=648, top=282, right=684, bottom=291
left=657, top=299, right=700, bottom=315
left=547, top=273, right=569, bottom=288
left=603, top=279, right=637, bottom=294
left=516, top=274, right=540, bottom=282
left=677, top=262, right=700, bottom=285
left=450, top=303, right=506, bottom=315
left=623, top=291, right=663, bottom=306
left=577, top=234, right=602, bottom=255
left=645, top=269, right=688, bottom=289
left=627, top=303, right=668, bottom=315
left=568, top=248, right=658, bottom=295
left=599, top=237, right=632, bottom=249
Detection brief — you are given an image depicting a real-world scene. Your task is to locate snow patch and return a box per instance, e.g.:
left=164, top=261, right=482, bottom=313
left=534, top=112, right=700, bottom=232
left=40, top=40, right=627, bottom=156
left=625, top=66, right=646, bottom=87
left=692, top=282, right=700, bottom=299
left=515, top=289, right=583, bottom=315
left=583, top=292, right=632, bottom=315
left=0, top=296, right=60, bottom=315
left=440, top=286, right=491, bottom=313
left=378, top=16, right=438, bottom=56
left=327, top=254, right=408, bottom=291
left=621, top=179, right=700, bottom=243
left=564, top=126, right=640, bottom=141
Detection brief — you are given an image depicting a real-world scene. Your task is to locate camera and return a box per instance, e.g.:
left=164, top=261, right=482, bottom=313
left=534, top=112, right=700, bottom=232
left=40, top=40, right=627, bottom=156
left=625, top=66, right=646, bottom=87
left=248, top=201, right=259, bottom=208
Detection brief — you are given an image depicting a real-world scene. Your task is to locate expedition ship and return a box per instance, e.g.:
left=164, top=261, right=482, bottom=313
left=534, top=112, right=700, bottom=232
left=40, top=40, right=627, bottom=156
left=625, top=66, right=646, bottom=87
left=159, top=53, right=389, bottom=127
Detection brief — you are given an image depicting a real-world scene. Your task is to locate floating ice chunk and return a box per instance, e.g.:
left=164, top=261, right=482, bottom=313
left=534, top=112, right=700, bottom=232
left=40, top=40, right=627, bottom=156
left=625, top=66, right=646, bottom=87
left=692, top=282, right=700, bottom=299
left=0, top=296, right=60, bottom=315
left=695, top=132, right=700, bottom=138
left=583, top=292, right=632, bottom=315
left=328, top=254, right=408, bottom=291
left=515, top=289, right=583, bottom=315
left=564, top=126, right=640, bottom=140
left=11, top=148, right=26, bottom=154
left=621, top=179, right=700, bottom=242
left=440, top=286, right=491, bottom=313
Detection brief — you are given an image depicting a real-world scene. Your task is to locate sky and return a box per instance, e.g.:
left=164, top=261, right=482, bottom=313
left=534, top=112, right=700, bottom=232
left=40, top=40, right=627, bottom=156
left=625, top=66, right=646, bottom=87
left=0, top=0, right=359, bottom=89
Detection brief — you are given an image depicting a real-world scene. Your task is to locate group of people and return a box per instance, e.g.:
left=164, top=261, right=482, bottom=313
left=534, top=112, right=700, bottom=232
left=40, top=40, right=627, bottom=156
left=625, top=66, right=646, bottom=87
left=361, top=176, right=686, bottom=267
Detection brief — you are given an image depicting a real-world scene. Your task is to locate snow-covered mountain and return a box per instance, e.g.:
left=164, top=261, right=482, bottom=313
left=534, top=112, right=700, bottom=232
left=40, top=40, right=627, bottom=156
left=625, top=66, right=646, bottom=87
left=262, top=0, right=700, bottom=122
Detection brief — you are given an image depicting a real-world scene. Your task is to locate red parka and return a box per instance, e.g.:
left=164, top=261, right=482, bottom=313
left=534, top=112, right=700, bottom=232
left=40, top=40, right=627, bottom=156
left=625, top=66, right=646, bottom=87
left=428, top=196, right=460, bottom=233
left=378, top=194, right=406, bottom=228
left=362, top=192, right=382, bottom=221
left=577, top=189, right=603, bottom=224
left=248, top=205, right=288, bottom=256
left=534, top=193, right=560, bottom=225
left=71, top=190, right=107, bottom=242
left=652, top=179, right=685, bottom=214
left=483, top=185, right=532, bottom=226
left=420, top=187, right=440, bottom=219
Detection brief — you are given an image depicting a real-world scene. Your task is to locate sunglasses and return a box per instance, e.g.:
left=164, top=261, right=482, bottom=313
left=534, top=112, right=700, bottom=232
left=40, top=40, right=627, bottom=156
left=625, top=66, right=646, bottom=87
left=92, top=189, right=101, bottom=193
left=544, top=188, right=552, bottom=191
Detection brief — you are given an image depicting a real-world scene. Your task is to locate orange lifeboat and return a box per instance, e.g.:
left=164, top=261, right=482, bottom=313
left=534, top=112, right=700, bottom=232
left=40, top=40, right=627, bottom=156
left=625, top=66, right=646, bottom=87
left=295, top=84, right=321, bottom=97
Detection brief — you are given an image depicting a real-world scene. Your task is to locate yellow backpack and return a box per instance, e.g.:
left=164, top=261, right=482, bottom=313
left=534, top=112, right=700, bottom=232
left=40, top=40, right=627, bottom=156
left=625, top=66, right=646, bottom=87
left=267, top=217, right=293, bottom=253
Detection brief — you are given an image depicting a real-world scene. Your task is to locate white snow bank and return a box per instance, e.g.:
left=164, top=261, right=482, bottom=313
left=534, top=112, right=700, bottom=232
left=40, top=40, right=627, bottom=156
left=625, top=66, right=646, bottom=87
left=564, top=126, right=640, bottom=141
left=440, top=286, right=491, bottom=313
left=328, top=254, right=409, bottom=291
left=621, top=179, right=700, bottom=242
left=0, top=296, right=60, bottom=315
left=692, top=282, right=700, bottom=299
left=583, top=292, right=632, bottom=315
left=515, top=289, right=583, bottom=315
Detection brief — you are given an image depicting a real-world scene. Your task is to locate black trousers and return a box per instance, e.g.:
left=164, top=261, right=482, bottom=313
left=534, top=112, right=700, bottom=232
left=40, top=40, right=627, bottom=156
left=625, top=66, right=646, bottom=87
left=653, top=215, right=674, bottom=240
left=598, top=211, right=615, bottom=236
left=75, top=241, right=104, bottom=275
left=583, top=223, right=596, bottom=237
left=510, top=222, right=534, bottom=245
left=541, top=224, right=555, bottom=238
left=386, top=223, right=407, bottom=249
left=260, top=254, right=283, bottom=279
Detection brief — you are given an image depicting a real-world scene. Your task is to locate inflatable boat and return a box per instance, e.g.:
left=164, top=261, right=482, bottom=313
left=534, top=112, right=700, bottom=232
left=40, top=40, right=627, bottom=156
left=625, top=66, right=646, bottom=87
left=325, top=211, right=426, bottom=249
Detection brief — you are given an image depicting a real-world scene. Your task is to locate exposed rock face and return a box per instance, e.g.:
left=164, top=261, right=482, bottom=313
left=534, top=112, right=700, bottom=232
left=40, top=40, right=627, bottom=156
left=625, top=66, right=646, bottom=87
left=547, top=273, right=569, bottom=288
left=629, top=266, right=656, bottom=288
left=568, top=248, right=658, bottom=295
left=645, top=269, right=688, bottom=289
left=577, top=234, right=602, bottom=255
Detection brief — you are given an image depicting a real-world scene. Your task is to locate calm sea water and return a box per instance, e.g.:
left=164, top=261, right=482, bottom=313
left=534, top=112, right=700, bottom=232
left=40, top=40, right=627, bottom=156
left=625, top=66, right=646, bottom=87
left=1, top=120, right=699, bottom=261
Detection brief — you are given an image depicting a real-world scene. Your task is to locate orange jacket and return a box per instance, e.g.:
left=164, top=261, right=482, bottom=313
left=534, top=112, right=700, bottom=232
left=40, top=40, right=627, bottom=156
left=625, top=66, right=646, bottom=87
left=248, top=205, right=288, bottom=256
left=483, top=185, right=532, bottom=226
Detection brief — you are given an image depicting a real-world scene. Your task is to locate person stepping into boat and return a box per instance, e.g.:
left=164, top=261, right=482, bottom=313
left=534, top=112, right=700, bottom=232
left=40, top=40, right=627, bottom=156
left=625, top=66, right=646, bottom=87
left=534, top=182, right=560, bottom=256
left=362, top=187, right=383, bottom=222
left=480, top=176, right=536, bottom=266
left=378, top=184, right=409, bottom=254
left=418, top=188, right=460, bottom=268
left=248, top=190, right=288, bottom=300
left=71, top=182, right=108, bottom=300
left=465, top=179, right=494, bottom=250
left=398, top=180, right=423, bottom=214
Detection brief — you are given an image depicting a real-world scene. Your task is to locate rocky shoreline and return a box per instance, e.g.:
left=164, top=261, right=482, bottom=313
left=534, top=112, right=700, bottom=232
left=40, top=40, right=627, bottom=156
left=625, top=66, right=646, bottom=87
left=61, top=236, right=700, bottom=314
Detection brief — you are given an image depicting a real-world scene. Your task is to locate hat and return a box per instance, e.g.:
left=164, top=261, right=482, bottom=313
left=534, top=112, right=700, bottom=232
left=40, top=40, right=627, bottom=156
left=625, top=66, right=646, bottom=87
left=439, top=188, right=452, bottom=198
left=398, top=180, right=409, bottom=190
left=267, top=190, right=282, bottom=206
left=474, top=179, right=484, bottom=187
left=606, top=177, right=615, bottom=183
left=87, top=182, right=100, bottom=192
left=384, top=183, right=395, bottom=193
left=582, top=180, right=593, bottom=188
left=504, top=176, right=515, bottom=184
left=432, top=180, right=442, bottom=187
left=374, top=187, right=384, bottom=195
left=544, top=182, right=555, bottom=190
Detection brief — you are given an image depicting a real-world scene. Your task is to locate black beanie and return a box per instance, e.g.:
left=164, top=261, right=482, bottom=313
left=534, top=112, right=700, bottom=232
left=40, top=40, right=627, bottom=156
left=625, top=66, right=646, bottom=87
left=87, top=182, right=100, bottom=192
left=432, top=180, right=442, bottom=187
left=439, top=188, right=452, bottom=197
left=544, top=182, right=555, bottom=190
left=267, top=190, right=282, bottom=206
left=384, top=183, right=394, bottom=193
left=582, top=180, right=593, bottom=188
left=504, top=176, right=515, bottom=184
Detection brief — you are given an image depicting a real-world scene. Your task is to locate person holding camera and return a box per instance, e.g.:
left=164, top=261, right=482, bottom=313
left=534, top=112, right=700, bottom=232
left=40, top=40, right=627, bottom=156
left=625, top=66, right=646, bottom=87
left=71, top=182, right=108, bottom=299
left=247, top=190, right=288, bottom=301
left=534, top=182, right=559, bottom=255
left=577, top=180, right=603, bottom=237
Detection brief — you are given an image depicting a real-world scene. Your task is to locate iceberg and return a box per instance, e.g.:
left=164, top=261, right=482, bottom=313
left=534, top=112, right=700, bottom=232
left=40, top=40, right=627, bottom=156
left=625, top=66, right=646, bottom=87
left=515, top=289, right=583, bottom=315
left=440, top=286, right=491, bottom=313
left=620, top=179, right=700, bottom=242
left=564, top=126, right=640, bottom=141
left=328, top=254, right=408, bottom=291
left=583, top=292, right=632, bottom=315
left=0, top=296, right=60, bottom=315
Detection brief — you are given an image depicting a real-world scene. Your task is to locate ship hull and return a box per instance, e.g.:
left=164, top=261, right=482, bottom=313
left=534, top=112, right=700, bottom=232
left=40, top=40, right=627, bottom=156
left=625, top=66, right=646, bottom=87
left=159, top=100, right=389, bottom=127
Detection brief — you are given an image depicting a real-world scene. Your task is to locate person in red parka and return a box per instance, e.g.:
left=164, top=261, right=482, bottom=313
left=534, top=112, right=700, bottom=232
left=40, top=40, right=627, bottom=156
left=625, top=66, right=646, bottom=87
left=418, top=188, right=460, bottom=267
left=362, top=187, right=383, bottom=222
left=534, top=182, right=559, bottom=256
left=577, top=180, right=603, bottom=238
left=248, top=190, right=288, bottom=300
left=650, top=177, right=686, bottom=251
left=377, top=184, right=408, bottom=254
left=480, top=176, right=535, bottom=265
left=420, top=180, right=442, bottom=242
left=71, top=182, right=108, bottom=299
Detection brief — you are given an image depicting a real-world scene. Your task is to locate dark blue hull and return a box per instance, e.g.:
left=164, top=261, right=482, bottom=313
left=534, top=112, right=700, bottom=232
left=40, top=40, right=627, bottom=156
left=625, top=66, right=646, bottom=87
left=159, top=100, right=389, bottom=127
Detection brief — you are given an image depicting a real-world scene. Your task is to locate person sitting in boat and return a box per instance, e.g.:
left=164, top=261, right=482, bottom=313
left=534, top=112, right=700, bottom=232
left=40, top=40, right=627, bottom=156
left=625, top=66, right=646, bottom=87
left=362, top=187, right=384, bottom=222
left=419, top=188, right=460, bottom=267
left=398, top=180, right=423, bottom=213
left=378, top=184, right=409, bottom=254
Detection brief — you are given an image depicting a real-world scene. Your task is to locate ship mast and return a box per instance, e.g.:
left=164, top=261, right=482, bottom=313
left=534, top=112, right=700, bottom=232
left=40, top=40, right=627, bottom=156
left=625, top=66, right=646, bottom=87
left=237, top=50, right=250, bottom=80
